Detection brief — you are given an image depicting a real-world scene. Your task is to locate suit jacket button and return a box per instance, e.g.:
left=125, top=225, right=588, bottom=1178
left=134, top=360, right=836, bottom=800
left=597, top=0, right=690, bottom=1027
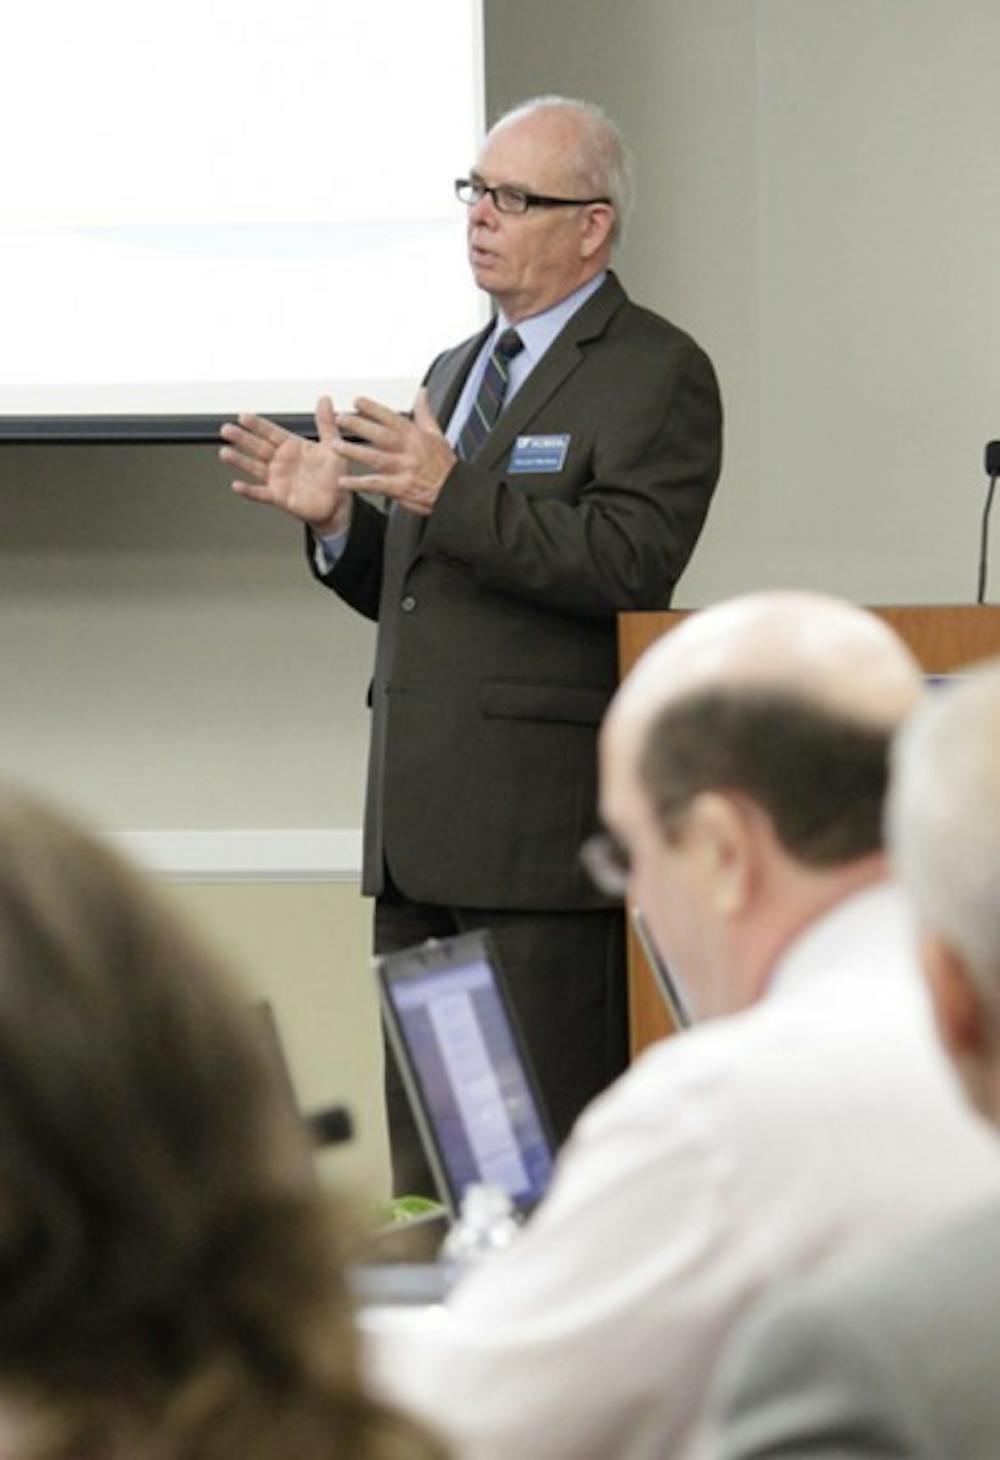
left=401, top=594, right=417, bottom=612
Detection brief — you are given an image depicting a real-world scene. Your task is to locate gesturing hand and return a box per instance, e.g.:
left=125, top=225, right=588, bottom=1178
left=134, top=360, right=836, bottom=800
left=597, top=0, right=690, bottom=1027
left=333, top=388, right=456, bottom=516
left=219, top=396, right=351, bottom=535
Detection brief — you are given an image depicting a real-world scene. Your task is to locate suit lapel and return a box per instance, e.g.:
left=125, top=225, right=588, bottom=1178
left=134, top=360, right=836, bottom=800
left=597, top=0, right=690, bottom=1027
left=476, top=272, right=627, bottom=472
left=398, top=323, right=490, bottom=566
left=402, top=274, right=626, bottom=569
left=424, top=322, right=493, bottom=427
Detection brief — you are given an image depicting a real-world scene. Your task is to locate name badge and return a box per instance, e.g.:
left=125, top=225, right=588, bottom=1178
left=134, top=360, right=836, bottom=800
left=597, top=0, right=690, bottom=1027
left=508, top=433, right=570, bottom=474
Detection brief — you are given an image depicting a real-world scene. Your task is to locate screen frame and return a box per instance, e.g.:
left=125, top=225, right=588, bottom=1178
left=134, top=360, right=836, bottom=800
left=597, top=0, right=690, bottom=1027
left=375, top=928, right=556, bottom=1216
left=0, top=2, right=487, bottom=436
left=0, top=413, right=316, bottom=444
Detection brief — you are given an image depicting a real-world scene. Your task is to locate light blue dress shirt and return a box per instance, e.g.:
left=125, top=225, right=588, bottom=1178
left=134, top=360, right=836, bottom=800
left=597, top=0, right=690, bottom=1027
left=443, top=270, right=607, bottom=443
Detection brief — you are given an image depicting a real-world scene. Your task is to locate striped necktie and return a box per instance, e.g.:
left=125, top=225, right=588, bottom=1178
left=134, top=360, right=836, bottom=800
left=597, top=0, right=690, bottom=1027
left=455, top=327, right=524, bottom=460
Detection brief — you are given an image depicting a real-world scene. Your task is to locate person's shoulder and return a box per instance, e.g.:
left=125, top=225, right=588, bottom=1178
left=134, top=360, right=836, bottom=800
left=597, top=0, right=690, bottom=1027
left=579, top=283, right=718, bottom=403
left=619, top=297, right=704, bottom=352
left=595, top=971, right=931, bottom=1157
left=598, top=274, right=712, bottom=358
left=840, top=1194, right=1000, bottom=1323
left=699, top=1237, right=911, bottom=1460
left=719, top=1192, right=1000, bottom=1453
left=750, top=1190, right=1000, bottom=1362
left=577, top=1012, right=761, bottom=1143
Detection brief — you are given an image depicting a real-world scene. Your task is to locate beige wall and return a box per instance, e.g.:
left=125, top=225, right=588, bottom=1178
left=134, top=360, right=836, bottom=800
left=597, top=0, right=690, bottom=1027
left=162, top=879, right=387, bottom=1200
left=0, top=443, right=374, bottom=831
left=3, top=1, right=998, bottom=1203
left=0, top=446, right=390, bottom=1194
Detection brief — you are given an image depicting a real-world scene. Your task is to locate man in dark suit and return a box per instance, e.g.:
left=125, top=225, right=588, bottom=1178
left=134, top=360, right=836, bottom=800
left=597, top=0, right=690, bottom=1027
left=220, top=96, right=722, bottom=1191
left=698, top=663, right=1000, bottom=1460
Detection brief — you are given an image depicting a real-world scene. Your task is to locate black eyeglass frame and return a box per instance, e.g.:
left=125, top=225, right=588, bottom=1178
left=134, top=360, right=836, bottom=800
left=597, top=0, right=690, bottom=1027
left=454, top=177, right=612, bottom=215
left=577, top=834, right=694, bottom=1029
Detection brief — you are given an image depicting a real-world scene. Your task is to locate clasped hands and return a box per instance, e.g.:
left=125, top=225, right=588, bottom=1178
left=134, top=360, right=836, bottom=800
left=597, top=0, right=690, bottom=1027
left=219, top=389, right=457, bottom=531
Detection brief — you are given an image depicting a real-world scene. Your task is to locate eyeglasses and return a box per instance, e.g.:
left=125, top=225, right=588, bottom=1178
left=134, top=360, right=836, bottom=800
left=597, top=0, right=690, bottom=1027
left=579, top=830, right=631, bottom=898
left=455, top=178, right=612, bottom=216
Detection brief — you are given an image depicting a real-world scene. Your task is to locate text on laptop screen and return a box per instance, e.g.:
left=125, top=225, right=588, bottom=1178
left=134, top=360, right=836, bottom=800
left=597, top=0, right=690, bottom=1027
left=388, top=955, right=554, bottom=1209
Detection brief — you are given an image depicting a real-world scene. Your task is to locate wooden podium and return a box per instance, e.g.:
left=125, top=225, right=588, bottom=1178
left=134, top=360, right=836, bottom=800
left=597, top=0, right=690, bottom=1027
left=619, top=603, right=1000, bottom=1058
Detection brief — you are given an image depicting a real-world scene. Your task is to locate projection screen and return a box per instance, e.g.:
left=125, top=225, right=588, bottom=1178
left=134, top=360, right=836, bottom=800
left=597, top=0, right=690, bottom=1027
left=0, top=0, right=485, bottom=435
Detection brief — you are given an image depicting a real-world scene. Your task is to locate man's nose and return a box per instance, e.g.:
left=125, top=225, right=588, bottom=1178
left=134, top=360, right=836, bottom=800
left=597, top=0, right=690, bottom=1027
left=468, top=190, right=499, bottom=227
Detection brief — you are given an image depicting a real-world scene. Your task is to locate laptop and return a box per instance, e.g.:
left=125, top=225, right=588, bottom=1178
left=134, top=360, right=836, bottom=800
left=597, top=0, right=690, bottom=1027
left=351, top=930, right=556, bottom=1307
left=375, top=928, right=557, bottom=1221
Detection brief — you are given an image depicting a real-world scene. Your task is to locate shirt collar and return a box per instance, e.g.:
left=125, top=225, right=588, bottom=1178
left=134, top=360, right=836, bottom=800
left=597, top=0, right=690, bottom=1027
left=493, top=270, right=607, bottom=366
left=766, top=881, right=920, bottom=1007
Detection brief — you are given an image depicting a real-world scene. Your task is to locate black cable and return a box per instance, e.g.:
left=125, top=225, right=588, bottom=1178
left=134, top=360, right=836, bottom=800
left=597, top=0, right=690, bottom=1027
left=978, top=472, right=999, bottom=604
left=305, top=1104, right=354, bottom=1147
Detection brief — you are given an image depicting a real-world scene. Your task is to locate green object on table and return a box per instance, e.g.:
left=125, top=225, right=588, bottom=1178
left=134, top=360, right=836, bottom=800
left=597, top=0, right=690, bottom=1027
left=370, top=1194, right=446, bottom=1228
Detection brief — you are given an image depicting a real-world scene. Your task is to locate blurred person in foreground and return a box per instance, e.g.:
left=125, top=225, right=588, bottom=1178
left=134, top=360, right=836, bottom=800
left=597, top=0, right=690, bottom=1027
left=699, top=660, right=1000, bottom=1459
left=359, top=592, right=1000, bottom=1460
left=0, top=787, right=445, bottom=1460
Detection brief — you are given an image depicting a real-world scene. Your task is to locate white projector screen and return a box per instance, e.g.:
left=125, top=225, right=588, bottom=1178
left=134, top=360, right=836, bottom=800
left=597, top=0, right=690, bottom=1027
left=0, top=0, right=485, bottom=423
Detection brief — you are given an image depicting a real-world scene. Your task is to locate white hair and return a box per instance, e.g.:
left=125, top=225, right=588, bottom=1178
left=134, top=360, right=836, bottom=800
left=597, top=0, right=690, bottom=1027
left=491, top=95, right=635, bottom=246
left=886, top=660, right=1000, bottom=1002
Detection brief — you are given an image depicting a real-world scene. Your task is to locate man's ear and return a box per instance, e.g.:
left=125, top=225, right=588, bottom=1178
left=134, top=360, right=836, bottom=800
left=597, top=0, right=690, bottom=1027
left=579, top=204, right=615, bottom=260
left=686, top=791, right=756, bottom=918
left=922, top=933, right=991, bottom=1061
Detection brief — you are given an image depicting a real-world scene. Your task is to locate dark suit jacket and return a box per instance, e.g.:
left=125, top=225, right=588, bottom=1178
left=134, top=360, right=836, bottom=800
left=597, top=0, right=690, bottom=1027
left=310, top=271, right=722, bottom=907
left=704, top=1196, right=1000, bottom=1459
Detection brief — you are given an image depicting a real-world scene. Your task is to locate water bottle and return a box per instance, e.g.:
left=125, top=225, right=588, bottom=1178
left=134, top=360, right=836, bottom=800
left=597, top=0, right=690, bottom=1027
left=441, top=1183, right=522, bottom=1272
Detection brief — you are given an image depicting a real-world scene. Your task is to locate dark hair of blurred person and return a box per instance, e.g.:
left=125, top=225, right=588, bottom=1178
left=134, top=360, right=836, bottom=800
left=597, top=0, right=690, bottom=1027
left=0, top=787, right=446, bottom=1460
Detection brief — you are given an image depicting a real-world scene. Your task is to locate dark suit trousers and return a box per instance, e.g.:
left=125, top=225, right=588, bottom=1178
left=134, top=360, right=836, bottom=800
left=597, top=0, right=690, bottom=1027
left=375, top=879, right=629, bottom=1198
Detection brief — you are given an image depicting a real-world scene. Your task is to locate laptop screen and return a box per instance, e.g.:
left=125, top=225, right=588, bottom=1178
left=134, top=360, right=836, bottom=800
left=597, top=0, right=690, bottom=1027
left=377, top=931, right=555, bottom=1216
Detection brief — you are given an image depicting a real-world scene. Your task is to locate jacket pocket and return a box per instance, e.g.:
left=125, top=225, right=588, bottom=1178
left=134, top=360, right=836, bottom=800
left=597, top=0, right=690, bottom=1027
left=482, top=680, right=609, bottom=726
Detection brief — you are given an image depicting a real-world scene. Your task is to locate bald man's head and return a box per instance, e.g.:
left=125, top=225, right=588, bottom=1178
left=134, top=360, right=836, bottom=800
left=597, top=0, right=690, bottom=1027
left=596, top=595, right=924, bottom=1017
left=604, top=594, right=923, bottom=860
left=610, top=592, right=923, bottom=748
